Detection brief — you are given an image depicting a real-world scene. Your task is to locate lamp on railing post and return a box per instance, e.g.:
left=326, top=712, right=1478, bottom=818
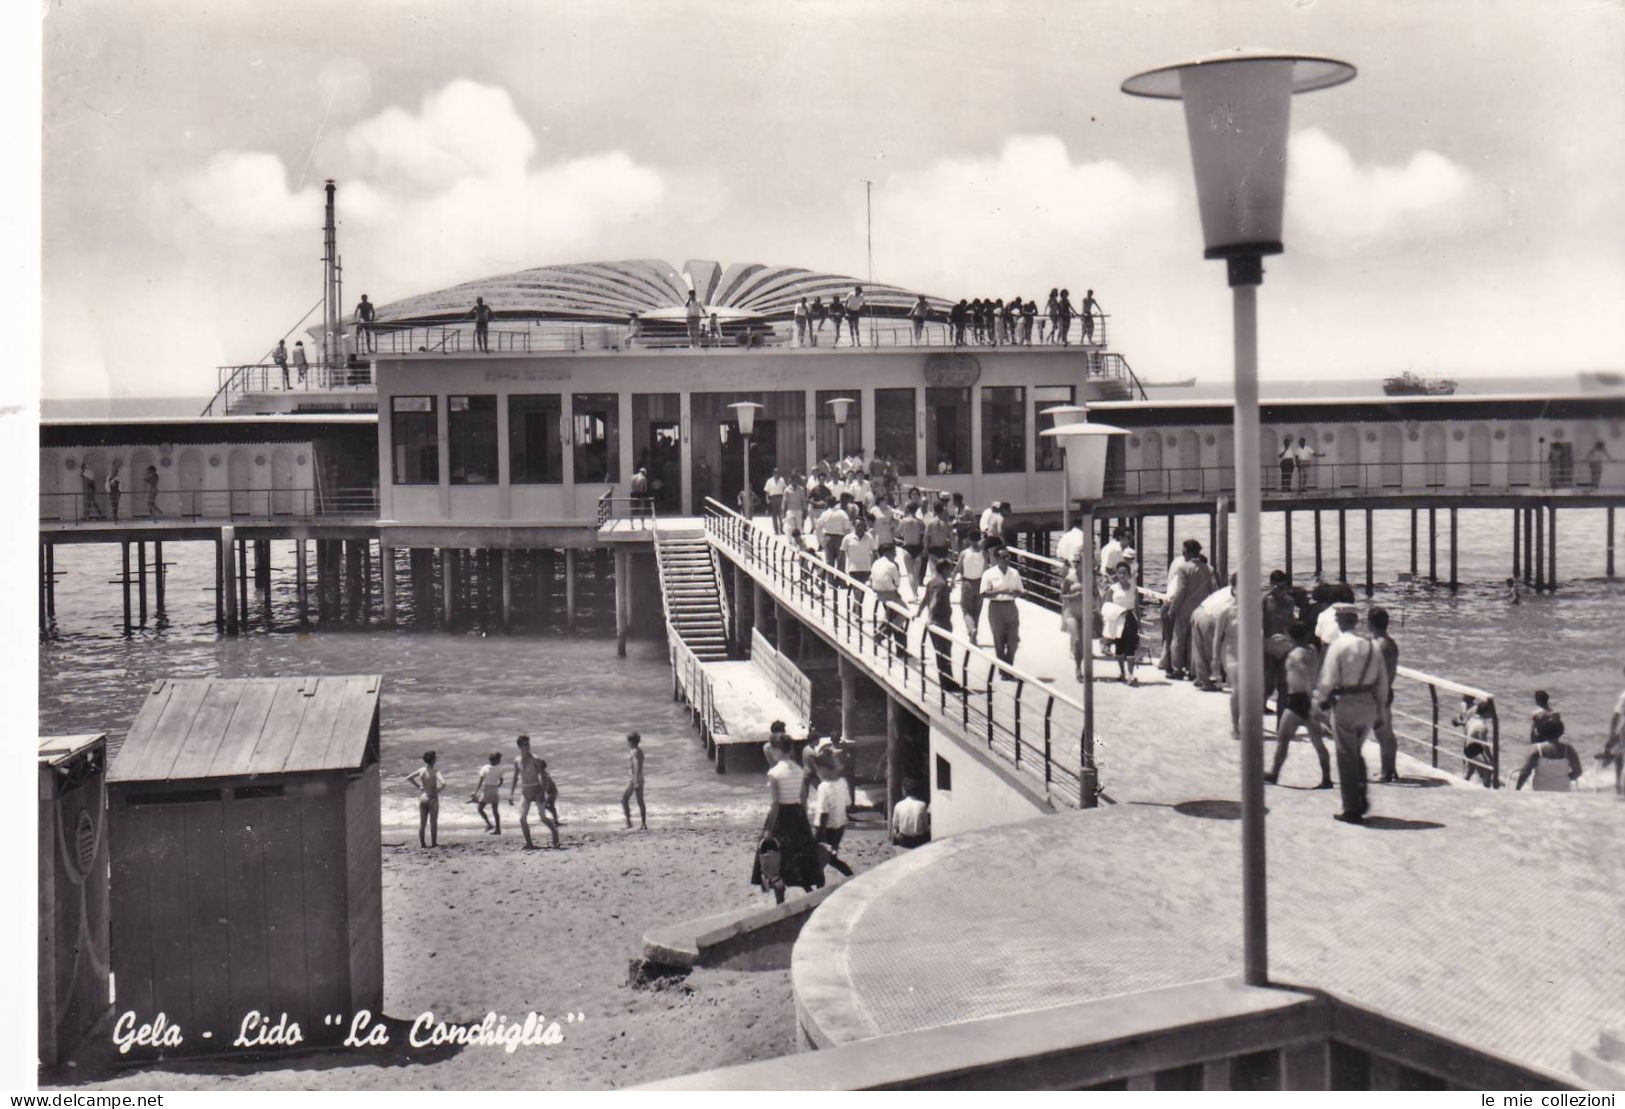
left=1042, top=404, right=1093, bottom=534
left=728, top=401, right=765, bottom=522
left=827, top=397, right=856, bottom=462
left=1123, top=47, right=1356, bottom=988
left=1042, top=421, right=1127, bottom=810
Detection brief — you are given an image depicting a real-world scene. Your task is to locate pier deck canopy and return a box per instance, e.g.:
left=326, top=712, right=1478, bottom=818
left=110, top=674, right=382, bottom=783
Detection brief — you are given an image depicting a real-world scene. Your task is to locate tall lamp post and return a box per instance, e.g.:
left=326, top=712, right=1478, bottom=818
left=1041, top=420, right=1127, bottom=810
left=827, top=397, right=856, bottom=463
left=1123, top=48, right=1356, bottom=987
left=727, top=401, right=765, bottom=520
left=1042, top=404, right=1093, bottom=533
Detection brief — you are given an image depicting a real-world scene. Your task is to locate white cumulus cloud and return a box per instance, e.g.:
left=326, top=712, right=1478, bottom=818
left=1287, top=127, right=1496, bottom=251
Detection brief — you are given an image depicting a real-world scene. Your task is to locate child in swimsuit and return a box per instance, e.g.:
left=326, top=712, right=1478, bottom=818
left=471, top=751, right=504, bottom=835
left=406, top=751, right=445, bottom=848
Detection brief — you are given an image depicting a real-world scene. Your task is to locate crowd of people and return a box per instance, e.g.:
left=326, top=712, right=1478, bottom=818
left=943, top=288, right=1102, bottom=348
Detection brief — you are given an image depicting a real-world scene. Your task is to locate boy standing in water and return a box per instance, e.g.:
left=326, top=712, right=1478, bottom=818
left=406, top=751, right=445, bottom=848
left=622, top=732, right=647, bottom=830
left=471, top=751, right=504, bottom=835
left=509, top=735, right=561, bottom=849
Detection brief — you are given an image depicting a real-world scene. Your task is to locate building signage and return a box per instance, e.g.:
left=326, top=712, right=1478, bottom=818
left=923, top=353, right=981, bottom=388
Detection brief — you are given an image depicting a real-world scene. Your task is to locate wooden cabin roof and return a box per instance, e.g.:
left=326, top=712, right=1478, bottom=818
left=110, top=676, right=381, bottom=784
left=38, top=734, right=105, bottom=768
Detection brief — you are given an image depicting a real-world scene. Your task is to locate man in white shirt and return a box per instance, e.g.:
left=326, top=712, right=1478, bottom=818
left=979, top=501, right=1005, bottom=542
left=980, top=544, right=1024, bottom=670
left=817, top=501, right=853, bottom=565
left=1312, top=607, right=1391, bottom=825
left=840, top=519, right=877, bottom=582
left=1098, top=527, right=1127, bottom=576
left=1055, top=522, right=1085, bottom=569
left=890, top=777, right=931, bottom=848
left=869, top=545, right=906, bottom=656
left=763, top=469, right=788, bottom=534
left=1294, top=437, right=1317, bottom=492
left=956, top=538, right=988, bottom=647
left=845, top=285, right=866, bottom=346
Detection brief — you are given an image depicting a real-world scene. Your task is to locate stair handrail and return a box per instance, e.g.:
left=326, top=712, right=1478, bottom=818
left=652, top=515, right=725, bottom=740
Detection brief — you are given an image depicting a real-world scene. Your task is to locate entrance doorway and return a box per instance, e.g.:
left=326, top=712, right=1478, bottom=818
left=717, top=420, right=777, bottom=512
left=646, top=421, right=682, bottom=513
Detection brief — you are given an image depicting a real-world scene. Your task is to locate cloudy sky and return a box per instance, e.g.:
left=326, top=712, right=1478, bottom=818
left=36, top=0, right=1625, bottom=398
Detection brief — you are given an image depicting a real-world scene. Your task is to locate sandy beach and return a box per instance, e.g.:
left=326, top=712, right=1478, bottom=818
left=68, top=811, right=901, bottom=1091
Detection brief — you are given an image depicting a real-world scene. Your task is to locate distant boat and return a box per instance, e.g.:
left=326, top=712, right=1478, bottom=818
left=1141, top=377, right=1197, bottom=389
left=1383, top=371, right=1457, bottom=397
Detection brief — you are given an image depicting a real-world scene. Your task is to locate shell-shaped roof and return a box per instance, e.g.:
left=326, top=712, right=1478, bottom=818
left=371, top=259, right=952, bottom=323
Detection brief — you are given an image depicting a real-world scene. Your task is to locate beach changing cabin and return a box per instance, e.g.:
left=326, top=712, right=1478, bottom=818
left=38, top=734, right=111, bottom=1069
left=108, top=675, right=383, bottom=1054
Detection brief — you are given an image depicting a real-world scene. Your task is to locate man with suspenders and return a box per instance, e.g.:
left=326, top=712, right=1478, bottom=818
left=1312, top=607, right=1391, bottom=825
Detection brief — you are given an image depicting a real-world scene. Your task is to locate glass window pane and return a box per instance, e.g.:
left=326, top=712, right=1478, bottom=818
left=509, top=395, right=563, bottom=484
left=874, top=388, right=916, bottom=476
left=391, top=395, right=438, bottom=485
left=981, top=386, right=1025, bottom=473
left=815, top=390, right=863, bottom=468
left=573, top=393, right=620, bottom=483
left=1033, top=385, right=1076, bottom=472
left=447, top=395, right=498, bottom=484
left=925, top=387, right=972, bottom=475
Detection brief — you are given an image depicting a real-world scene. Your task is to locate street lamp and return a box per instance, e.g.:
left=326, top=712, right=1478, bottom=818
left=1041, top=420, right=1127, bottom=810
left=727, top=401, right=765, bottom=521
left=1123, top=47, right=1356, bottom=988
left=1042, top=404, right=1092, bottom=533
left=827, top=397, right=857, bottom=462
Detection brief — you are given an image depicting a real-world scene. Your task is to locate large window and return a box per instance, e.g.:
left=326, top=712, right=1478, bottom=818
left=925, top=387, right=972, bottom=475
left=509, top=394, right=563, bottom=484
left=573, top=393, right=620, bottom=483
left=391, top=395, right=438, bottom=485
left=1033, top=385, right=1076, bottom=472
left=981, top=386, right=1026, bottom=473
left=815, top=390, right=863, bottom=467
left=874, top=388, right=917, bottom=476
left=447, top=395, right=498, bottom=484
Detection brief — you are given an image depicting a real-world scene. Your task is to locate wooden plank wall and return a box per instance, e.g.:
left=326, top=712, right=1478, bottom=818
left=344, top=766, right=383, bottom=1013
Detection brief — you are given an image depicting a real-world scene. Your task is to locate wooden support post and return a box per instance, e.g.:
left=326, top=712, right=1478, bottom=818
left=296, top=539, right=309, bottom=626
left=564, top=548, right=577, bottom=630
left=1512, top=508, right=1521, bottom=580
left=135, top=540, right=148, bottom=626
left=38, top=543, right=46, bottom=633
left=1166, top=514, right=1175, bottom=571
left=345, top=539, right=363, bottom=622
left=1282, top=509, right=1292, bottom=580
left=380, top=544, right=396, bottom=626
left=1410, top=508, right=1419, bottom=577
left=221, top=526, right=238, bottom=634
left=1533, top=507, right=1545, bottom=591
left=1546, top=504, right=1556, bottom=593
left=1208, top=512, right=1217, bottom=565
left=442, top=549, right=456, bottom=627
left=153, top=540, right=164, bottom=614
left=614, top=547, right=629, bottom=657
left=1337, top=509, right=1347, bottom=583
left=1215, top=496, right=1229, bottom=580
left=361, top=540, right=372, bottom=620
left=885, top=695, right=899, bottom=824
left=119, top=542, right=132, bottom=632
left=1449, top=507, right=1459, bottom=593
left=499, top=548, right=512, bottom=631
left=255, top=539, right=271, bottom=594
left=752, top=578, right=765, bottom=637
left=1524, top=507, right=1534, bottom=586
left=1428, top=508, right=1438, bottom=583
left=45, top=542, right=56, bottom=624
left=838, top=657, right=856, bottom=743
left=1605, top=504, right=1618, bottom=578
left=214, top=535, right=225, bottom=629
left=1313, top=511, right=1323, bottom=577
left=1134, top=515, right=1145, bottom=588
left=237, top=538, right=250, bottom=622
left=1364, top=509, right=1374, bottom=597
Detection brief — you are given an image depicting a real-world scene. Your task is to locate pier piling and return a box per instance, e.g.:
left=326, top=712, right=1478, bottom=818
left=1547, top=506, right=1556, bottom=593
left=1282, top=509, right=1292, bottom=579
left=441, top=549, right=456, bottom=628
left=1608, top=507, right=1617, bottom=578
left=1534, top=508, right=1545, bottom=592
left=1428, top=508, right=1438, bottom=584
left=885, top=695, right=899, bottom=821
left=214, top=535, right=225, bottom=629
left=381, top=545, right=396, bottom=626
left=120, top=542, right=132, bottom=633
left=1313, top=511, right=1323, bottom=577
left=296, top=539, right=309, bottom=626
left=1448, top=508, right=1459, bottom=593
left=45, top=542, right=56, bottom=626
left=38, top=544, right=46, bottom=632
left=221, top=527, right=239, bottom=634
left=839, top=657, right=856, bottom=743
left=345, top=540, right=362, bottom=622
left=1512, top=509, right=1520, bottom=580
left=1337, top=509, right=1347, bottom=583
left=154, top=540, right=164, bottom=614
left=1134, top=516, right=1145, bottom=588
left=1410, top=509, right=1418, bottom=577
left=1364, top=509, right=1374, bottom=597
left=564, top=549, right=577, bottom=630
left=137, top=541, right=148, bottom=626
left=614, top=547, right=629, bottom=657
left=1215, top=496, right=1229, bottom=580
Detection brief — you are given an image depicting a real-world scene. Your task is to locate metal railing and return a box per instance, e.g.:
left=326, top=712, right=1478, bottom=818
left=40, top=487, right=379, bottom=525
left=595, top=489, right=655, bottom=529
left=205, top=362, right=381, bottom=414
left=705, top=498, right=1095, bottom=807
left=1390, top=669, right=1501, bottom=786
left=1106, top=460, right=1624, bottom=502
left=651, top=509, right=727, bottom=743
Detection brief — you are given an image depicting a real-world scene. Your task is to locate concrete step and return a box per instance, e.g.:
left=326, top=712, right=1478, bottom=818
left=1571, top=1048, right=1625, bottom=1090
left=1598, top=1028, right=1625, bottom=1062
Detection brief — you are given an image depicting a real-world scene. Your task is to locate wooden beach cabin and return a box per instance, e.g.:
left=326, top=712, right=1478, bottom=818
left=108, top=675, right=382, bottom=1054
left=38, top=734, right=111, bottom=1069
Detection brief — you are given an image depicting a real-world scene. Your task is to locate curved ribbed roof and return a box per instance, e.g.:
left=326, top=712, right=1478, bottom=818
left=370, top=259, right=952, bottom=323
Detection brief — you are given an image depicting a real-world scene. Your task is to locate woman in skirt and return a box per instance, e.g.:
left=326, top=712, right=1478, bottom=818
left=751, top=734, right=825, bottom=903
left=1101, top=561, right=1141, bottom=686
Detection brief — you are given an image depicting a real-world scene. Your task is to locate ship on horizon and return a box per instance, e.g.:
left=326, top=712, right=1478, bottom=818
left=1383, top=370, right=1458, bottom=396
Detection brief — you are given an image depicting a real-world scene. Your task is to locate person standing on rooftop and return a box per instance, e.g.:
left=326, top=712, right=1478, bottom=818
left=1057, top=288, right=1076, bottom=346
left=794, top=297, right=810, bottom=346
left=1278, top=436, right=1296, bottom=492
left=1044, top=289, right=1059, bottom=344
left=273, top=339, right=289, bottom=389
left=1294, top=436, right=1318, bottom=492
left=143, top=465, right=160, bottom=520
left=355, top=293, right=376, bottom=353
left=291, top=340, right=308, bottom=385
left=810, top=295, right=827, bottom=344
left=1080, top=289, right=1101, bottom=343
left=909, top=294, right=929, bottom=345
left=1021, top=298, right=1037, bottom=345
left=846, top=285, right=866, bottom=347
left=829, top=293, right=845, bottom=345
left=469, top=296, right=494, bottom=352
left=950, top=299, right=969, bottom=347
left=683, top=290, right=702, bottom=347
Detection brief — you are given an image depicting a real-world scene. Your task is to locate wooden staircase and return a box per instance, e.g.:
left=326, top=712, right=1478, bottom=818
left=655, top=533, right=731, bottom=661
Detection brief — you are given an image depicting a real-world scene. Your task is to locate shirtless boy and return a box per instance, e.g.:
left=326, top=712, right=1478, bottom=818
left=509, top=735, right=561, bottom=849
left=406, top=750, right=446, bottom=848
left=622, top=732, right=647, bottom=830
